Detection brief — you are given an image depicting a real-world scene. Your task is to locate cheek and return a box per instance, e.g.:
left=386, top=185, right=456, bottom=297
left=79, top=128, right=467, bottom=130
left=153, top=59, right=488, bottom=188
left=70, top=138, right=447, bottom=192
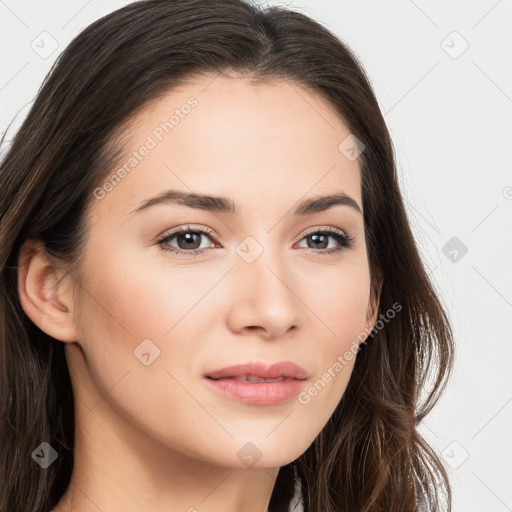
left=72, top=254, right=212, bottom=455
left=308, top=268, right=370, bottom=391
left=78, top=249, right=204, bottom=342
left=305, top=261, right=371, bottom=341
left=290, top=261, right=370, bottom=411
left=73, top=246, right=221, bottom=401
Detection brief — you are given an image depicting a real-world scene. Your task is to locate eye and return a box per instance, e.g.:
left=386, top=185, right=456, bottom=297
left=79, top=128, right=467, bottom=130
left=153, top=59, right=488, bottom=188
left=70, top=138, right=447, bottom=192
left=157, top=225, right=218, bottom=257
left=295, top=227, right=355, bottom=255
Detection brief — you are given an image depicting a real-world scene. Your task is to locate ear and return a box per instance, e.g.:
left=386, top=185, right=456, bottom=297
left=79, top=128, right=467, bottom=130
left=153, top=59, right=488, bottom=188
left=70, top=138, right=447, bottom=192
left=17, top=239, right=79, bottom=343
left=362, top=272, right=383, bottom=341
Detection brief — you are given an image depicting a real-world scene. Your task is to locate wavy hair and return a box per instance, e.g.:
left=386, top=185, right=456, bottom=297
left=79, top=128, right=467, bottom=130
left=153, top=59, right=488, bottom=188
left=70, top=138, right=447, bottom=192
left=0, top=1, right=454, bottom=510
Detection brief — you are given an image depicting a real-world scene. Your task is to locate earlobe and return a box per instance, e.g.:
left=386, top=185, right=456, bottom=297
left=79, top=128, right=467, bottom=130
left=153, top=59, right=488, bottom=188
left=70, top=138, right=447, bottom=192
left=17, top=240, right=79, bottom=342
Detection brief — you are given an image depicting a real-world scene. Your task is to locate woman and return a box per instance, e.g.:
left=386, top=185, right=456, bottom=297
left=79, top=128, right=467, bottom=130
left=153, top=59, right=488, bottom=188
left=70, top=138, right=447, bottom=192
left=0, top=1, right=454, bottom=511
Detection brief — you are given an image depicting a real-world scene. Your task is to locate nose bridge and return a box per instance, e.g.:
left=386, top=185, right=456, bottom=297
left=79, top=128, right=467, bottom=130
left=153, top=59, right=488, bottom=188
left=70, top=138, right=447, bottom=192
left=228, top=231, right=302, bottom=336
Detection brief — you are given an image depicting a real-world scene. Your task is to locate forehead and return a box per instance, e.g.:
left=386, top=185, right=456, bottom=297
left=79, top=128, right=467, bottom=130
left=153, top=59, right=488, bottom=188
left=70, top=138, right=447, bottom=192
left=92, top=74, right=363, bottom=221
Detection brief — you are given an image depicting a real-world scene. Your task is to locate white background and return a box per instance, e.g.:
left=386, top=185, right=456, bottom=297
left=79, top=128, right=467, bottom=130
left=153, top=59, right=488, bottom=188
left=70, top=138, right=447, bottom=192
left=1, top=1, right=511, bottom=511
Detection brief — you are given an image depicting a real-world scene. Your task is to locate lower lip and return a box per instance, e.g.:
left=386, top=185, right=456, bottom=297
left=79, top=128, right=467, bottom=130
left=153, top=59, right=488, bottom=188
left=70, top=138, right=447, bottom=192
left=204, top=377, right=306, bottom=405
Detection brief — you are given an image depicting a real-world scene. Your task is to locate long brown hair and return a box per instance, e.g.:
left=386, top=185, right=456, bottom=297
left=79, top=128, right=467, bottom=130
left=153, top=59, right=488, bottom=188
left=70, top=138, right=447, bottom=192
left=0, top=1, right=454, bottom=510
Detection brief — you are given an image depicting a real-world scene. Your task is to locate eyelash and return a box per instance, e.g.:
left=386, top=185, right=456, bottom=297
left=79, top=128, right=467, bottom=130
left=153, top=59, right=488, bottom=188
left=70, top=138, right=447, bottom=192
left=157, top=225, right=355, bottom=258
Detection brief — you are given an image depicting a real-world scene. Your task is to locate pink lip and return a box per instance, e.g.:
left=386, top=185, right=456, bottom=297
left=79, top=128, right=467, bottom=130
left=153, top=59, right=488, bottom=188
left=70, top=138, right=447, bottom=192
left=205, top=361, right=308, bottom=380
left=204, top=361, right=308, bottom=406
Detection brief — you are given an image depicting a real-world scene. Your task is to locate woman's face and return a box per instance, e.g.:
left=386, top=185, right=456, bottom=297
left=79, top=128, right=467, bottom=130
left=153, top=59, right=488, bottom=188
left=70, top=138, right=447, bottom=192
left=69, top=74, right=377, bottom=468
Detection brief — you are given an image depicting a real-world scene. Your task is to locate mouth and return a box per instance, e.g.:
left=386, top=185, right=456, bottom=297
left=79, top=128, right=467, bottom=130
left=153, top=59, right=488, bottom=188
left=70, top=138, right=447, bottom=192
left=205, top=360, right=308, bottom=381
left=207, top=375, right=293, bottom=383
left=203, top=361, right=308, bottom=405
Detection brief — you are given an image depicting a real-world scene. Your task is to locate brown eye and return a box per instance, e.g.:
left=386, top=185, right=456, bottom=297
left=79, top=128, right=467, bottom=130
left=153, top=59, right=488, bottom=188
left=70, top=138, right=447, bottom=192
left=158, top=226, right=217, bottom=257
left=173, top=231, right=203, bottom=250
left=306, top=233, right=329, bottom=249
left=296, top=228, right=355, bottom=255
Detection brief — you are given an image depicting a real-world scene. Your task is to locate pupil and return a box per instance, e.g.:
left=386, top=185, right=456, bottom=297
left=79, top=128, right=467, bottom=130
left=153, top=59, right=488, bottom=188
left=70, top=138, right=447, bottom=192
left=310, top=234, right=327, bottom=249
left=180, top=232, right=200, bottom=249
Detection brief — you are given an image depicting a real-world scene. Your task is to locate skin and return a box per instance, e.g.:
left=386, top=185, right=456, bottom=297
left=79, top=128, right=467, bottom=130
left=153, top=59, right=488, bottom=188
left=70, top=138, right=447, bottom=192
left=18, top=74, right=380, bottom=512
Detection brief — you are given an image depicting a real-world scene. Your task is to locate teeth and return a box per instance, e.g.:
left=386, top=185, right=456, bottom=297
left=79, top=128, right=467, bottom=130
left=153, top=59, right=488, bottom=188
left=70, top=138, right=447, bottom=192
left=217, top=376, right=287, bottom=383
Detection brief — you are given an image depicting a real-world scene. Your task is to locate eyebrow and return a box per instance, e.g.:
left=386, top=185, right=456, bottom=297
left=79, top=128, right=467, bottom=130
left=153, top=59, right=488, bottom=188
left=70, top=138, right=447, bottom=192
left=129, top=189, right=362, bottom=216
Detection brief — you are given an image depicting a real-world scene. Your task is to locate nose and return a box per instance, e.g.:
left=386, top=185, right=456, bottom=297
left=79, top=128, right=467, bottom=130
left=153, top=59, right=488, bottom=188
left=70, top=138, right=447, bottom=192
left=225, top=243, right=302, bottom=340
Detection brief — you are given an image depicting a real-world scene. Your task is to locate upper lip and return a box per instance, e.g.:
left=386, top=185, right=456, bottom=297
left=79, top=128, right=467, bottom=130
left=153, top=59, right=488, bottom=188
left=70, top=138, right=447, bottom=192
left=205, top=361, right=308, bottom=380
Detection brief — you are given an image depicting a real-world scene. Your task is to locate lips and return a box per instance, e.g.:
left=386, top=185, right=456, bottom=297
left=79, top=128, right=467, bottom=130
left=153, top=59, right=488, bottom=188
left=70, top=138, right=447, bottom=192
left=214, top=376, right=288, bottom=383
left=204, top=361, right=308, bottom=405
left=205, top=361, right=308, bottom=381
